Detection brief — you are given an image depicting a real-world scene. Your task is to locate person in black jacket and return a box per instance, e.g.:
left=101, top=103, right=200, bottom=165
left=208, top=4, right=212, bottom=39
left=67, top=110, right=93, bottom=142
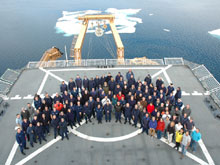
left=83, top=76, right=89, bottom=90
left=35, top=122, right=47, bottom=144
left=59, top=118, right=69, bottom=140
left=51, top=115, right=60, bottom=139
left=60, top=81, right=68, bottom=93
left=115, top=101, right=122, bottom=123
left=41, top=113, right=50, bottom=135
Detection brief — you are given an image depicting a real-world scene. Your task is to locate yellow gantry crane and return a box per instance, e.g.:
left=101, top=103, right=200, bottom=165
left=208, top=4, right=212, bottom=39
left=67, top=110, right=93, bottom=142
left=74, top=15, right=124, bottom=63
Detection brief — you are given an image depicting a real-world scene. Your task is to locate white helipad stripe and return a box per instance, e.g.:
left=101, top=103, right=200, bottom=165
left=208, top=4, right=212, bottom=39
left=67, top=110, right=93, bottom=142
left=5, top=142, right=18, bottom=165
left=37, top=70, right=49, bottom=95
left=198, top=139, right=215, bottom=165
left=162, top=69, right=172, bottom=84
left=192, top=91, right=203, bottom=96
left=70, top=128, right=142, bottom=142
left=48, top=66, right=165, bottom=72
left=204, top=91, right=210, bottom=96
left=39, top=67, right=67, bottom=84
left=182, top=91, right=190, bottom=96
left=40, top=94, right=44, bottom=99
left=10, top=95, right=21, bottom=100
left=152, top=65, right=172, bottom=79
left=23, top=95, right=34, bottom=100
left=160, top=138, right=208, bottom=165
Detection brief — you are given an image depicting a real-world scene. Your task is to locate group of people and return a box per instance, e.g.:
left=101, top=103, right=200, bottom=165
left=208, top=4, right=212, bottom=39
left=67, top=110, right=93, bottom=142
left=15, top=69, right=201, bottom=159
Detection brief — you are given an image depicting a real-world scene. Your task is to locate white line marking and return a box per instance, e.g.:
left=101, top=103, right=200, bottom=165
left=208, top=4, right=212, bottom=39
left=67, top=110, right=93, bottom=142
left=3, top=97, right=9, bottom=100
left=40, top=94, right=44, bottom=99
left=51, top=93, right=56, bottom=98
left=5, top=68, right=50, bottom=165
left=162, top=69, right=172, bottom=84
left=23, top=95, right=34, bottom=100
left=182, top=91, right=190, bottom=96
left=70, top=128, right=142, bottom=142
left=15, top=137, right=62, bottom=165
left=37, top=70, right=49, bottom=95
left=160, top=138, right=209, bottom=165
left=204, top=91, right=210, bottom=96
left=10, top=95, right=21, bottom=100
left=39, top=67, right=67, bottom=84
left=5, top=142, right=19, bottom=165
left=198, top=139, right=215, bottom=165
left=192, top=91, right=203, bottom=96
left=152, top=65, right=172, bottom=79
left=48, top=67, right=165, bottom=72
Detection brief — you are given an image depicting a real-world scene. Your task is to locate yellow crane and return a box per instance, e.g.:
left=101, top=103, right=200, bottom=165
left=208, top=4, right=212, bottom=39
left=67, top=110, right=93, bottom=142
left=39, top=47, right=63, bottom=67
left=74, top=15, right=124, bottom=64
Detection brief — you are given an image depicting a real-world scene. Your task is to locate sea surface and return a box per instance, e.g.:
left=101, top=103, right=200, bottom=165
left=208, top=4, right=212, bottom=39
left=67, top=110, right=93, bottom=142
left=0, top=0, right=220, bottom=81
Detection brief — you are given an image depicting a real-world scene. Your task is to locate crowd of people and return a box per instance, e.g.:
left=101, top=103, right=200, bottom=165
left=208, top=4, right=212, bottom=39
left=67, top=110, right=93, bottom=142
left=15, top=69, right=201, bottom=159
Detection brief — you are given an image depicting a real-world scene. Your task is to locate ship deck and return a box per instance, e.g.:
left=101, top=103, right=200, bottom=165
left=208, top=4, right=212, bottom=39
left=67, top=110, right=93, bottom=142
left=1, top=65, right=219, bottom=165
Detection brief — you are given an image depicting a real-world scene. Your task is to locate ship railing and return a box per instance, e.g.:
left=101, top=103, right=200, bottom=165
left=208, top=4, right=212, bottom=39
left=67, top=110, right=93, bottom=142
left=85, top=59, right=106, bottom=66
left=164, top=57, right=184, bottom=65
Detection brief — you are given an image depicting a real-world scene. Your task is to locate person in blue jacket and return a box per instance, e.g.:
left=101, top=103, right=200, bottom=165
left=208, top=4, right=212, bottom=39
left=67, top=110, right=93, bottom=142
left=96, top=104, right=103, bottom=124
left=124, top=103, right=132, bottom=124
left=16, top=128, right=29, bottom=155
left=104, top=101, right=112, bottom=122
left=83, top=101, right=92, bottom=124
left=75, top=101, right=83, bottom=125
left=142, top=113, right=150, bottom=135
left=132, top=104, right=140, bottom=127
left=190, top=128, right=201, bottom=152
left=149, top=116, right=157, bottom=138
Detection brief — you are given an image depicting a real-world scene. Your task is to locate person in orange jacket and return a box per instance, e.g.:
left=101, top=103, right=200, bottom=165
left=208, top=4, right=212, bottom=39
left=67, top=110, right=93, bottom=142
left=54, top=101, right=63, bottom=112
left=156, top=118, right=165, bottom=139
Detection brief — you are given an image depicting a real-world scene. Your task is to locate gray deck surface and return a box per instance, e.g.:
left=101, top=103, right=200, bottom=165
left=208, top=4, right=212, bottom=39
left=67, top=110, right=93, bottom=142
left=0, top=65, right=219, bottom=165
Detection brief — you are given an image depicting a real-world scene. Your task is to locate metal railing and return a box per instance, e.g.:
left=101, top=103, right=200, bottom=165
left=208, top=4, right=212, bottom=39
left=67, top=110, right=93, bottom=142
left=26, top=58, right=167, bottom=69
left=164, top=57, right=184, bottom=65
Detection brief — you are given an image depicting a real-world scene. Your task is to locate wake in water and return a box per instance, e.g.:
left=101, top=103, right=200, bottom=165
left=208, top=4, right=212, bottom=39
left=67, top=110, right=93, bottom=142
left=55, top=8, right=142, bottom=37
left=208, top=29, right=220, bottom=39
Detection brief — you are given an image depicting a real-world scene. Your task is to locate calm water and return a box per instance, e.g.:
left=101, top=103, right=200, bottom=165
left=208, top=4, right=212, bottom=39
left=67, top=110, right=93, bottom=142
left=0, top=0, right=220, bottom=80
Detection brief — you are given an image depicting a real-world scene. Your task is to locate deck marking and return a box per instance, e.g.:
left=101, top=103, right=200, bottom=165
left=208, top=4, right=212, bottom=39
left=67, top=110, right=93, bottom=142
left=160, top=138, right=209, bottom=165
left=162, top=68, right=172, bottom=84
left=192, top=91, right=203, bottom=96
left=5, top=142, right=19, bottom=165
left=70, top=128, right=142, bottom=142
left=10, top=95, right=21, bottom=100
left=151, top=65, right=172, bottom=79
left=5, top=69, right=50, bottom=165
left=37, top=69, right=49, bottom=95
left=198, top=139, right=215, bottom=165
left=182, top=91, right=190, bottom=96
left=23, top=95, right=34, bottom=100
left=204, top=91, right=210, bottom=96
left=39, top=67, right=68, bottom=84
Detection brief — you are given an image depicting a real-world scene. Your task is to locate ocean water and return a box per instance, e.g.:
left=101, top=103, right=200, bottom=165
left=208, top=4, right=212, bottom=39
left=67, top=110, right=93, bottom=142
left=0, top=0, right=220, bottom=81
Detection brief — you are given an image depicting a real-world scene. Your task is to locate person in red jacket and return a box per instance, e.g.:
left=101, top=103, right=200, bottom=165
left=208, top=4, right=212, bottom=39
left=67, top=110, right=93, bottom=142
left=116, top=91, right=125, bottom=101
left=147, top=102, right=155, bottom=115
left=54, top=101, right=63, bottom=112
left=156, top=118, right=165, bottom=139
